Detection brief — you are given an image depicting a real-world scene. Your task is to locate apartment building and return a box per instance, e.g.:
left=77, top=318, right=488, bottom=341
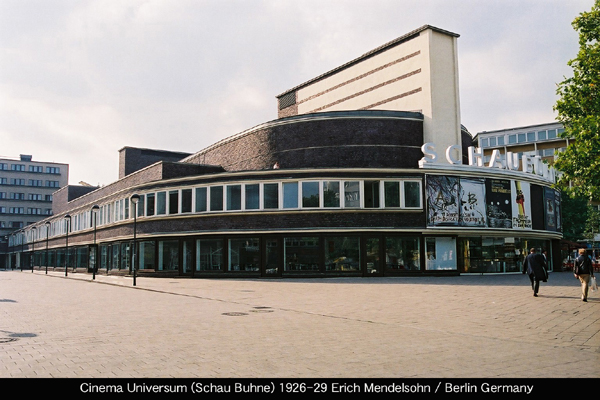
left=0, top=155, right=68, bottom=267
left=474, top=122, right=568, bottom=168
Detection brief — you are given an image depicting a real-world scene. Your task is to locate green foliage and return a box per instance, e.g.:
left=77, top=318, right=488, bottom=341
left=554, top=0, right=600, bottom=201
left=560, top=190, right=591, bottom=241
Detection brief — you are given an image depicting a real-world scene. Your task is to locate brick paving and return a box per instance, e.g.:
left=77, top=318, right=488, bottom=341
left=0, top=269, right=598, bottom=378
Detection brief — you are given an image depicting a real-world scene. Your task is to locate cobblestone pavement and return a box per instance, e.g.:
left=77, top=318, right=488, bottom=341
left=0, top=269, right=598, bottom=378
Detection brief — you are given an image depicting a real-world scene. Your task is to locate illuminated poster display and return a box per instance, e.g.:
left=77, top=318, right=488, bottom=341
left=426, top=175, right=459, bottom=226
left=485, top=179, right=512, bottom=228
left=511, top=180, right=532, bottom=229
left=544, top=187, right=562, bottom=232
left=459, top=178, right=486, bottom=227
left=554, top=190, right=561, bottom=231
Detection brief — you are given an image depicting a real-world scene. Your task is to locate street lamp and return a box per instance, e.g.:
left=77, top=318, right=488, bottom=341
left=45, top=221, right=51, bottom=274
left=91, top=205, right=99, bottom=280
left=64, top=214, right=71, bottom=277
left=130, top=194, right=140, bottom=287
left=31, top=226, right=36, bottom=273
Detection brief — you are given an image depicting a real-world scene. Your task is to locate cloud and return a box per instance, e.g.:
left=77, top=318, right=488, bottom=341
left=0, top=0, right=594, bottom=185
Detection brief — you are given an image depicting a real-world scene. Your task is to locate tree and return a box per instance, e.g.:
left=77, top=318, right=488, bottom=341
left=553, top=1, right=600, bottom=202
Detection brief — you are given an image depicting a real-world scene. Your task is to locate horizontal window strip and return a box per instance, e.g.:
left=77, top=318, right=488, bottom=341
left=298, top=50, right=421, bottom=106
left=309, top=69, right=422, bottom=113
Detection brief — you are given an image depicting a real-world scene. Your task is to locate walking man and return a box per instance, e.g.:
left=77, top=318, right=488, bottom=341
left=523, top=248, right=547, bottom=297
left=574, top=248, right=594, bottom=302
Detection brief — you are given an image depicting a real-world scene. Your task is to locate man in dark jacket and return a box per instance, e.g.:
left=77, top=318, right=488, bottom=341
left=523, top=248, right=547, bottom=297
left=574, top=248, right=595, bottom=302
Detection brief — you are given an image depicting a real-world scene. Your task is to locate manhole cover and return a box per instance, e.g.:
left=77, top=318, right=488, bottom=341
left=222, top=312, right=248, bottom=316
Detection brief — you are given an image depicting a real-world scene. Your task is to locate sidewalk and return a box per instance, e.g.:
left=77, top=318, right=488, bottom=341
left=1, top=269, right=598, bottom=378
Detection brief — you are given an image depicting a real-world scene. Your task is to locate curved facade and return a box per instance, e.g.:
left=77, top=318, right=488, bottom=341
left=7, top=111, right=562, bottom=278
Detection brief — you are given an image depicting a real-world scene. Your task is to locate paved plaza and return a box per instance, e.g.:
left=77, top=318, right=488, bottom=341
left=0, top=269, right=598, bottom=379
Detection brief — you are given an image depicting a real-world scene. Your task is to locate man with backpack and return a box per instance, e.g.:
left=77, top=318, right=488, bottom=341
left=574, top=248, right=595, bottom=302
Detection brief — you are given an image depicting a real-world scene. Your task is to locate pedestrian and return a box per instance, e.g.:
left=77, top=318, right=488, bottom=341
left=522, top=248, right=547, bottom=297
left=574, top=248, right=594, bottom=302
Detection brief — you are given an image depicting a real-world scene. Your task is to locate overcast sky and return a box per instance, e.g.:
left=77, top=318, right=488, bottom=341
left=0, top=0, right=593, bottom=186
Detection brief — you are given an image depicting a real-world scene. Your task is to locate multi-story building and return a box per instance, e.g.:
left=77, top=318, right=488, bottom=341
left=0, top=155, right=68, bottom=268
left=473, top=122, right=568, bottom=169
left=6, top=26, right=563, bottom=277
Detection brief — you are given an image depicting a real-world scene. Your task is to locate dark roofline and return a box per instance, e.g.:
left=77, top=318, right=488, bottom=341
left=276, top=25, right=459, bottom=98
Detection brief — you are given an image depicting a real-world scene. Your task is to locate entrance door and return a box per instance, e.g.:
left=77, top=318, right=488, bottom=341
left=262, top=238, right=282, bottom=277
left=364, top=237, right=383, bottom=276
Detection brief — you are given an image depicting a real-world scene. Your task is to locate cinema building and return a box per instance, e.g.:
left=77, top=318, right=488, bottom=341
left=6, top=25, right=562, bottom=278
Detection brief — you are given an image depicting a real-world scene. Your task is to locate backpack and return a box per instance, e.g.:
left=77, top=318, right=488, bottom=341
left=574, top=255, right=592, bottom=275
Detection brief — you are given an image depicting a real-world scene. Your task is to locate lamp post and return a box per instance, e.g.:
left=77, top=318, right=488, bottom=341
left=130, top=194, right=140, bottom=287
left=64, top=214, right=71, bottom=277
left=31, top=226, right=36, bottom=273
left=45, top=221, right=50, bottom=274
left=91, top=205, right=99, bottom=280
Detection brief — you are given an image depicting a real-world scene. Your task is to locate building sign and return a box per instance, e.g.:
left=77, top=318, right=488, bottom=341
left=420, top=143, right=556, bottom=183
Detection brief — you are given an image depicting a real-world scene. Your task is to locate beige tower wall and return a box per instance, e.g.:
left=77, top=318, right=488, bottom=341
left=277, top=26, right=462, bottom=162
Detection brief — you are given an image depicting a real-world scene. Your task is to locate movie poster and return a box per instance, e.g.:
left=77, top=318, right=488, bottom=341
left=485, top=179, right=512, bottom=228
left=544, top=187, right=556, bottom=231
left=555, top=190, right=562, bottom=231
left=426, top=175, right=459, bottom=226
left=459, top=178, right=486, bottom=227
left=511, top=180, right=532, bottom=229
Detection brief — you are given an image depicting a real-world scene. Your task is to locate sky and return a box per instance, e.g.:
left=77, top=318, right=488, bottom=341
left=0, top=0, right=594, bottom=186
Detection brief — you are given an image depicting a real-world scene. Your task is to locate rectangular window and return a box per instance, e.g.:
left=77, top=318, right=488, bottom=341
left=283, top=182, right=298, bottom=209
left=426, top=237, right=457, bottom=270
left=169, top=190, right=179, bottom=214
left=508, top=134, right=517, bottom=144
left=302, top=181, right=320, bottom=208
left=323, top=181, right=340, bottom=208
left=158, top=240, right=178, bottom=271
left=263, top=183, right=279, bottom=209
left=480, top=138, right=488, bottom=147
left=497, top=136, right=504, bottom=146
left=137, top=195, right=145, bottom=217
left=226, top=185, right=241, bottom=211
left=209, top=186, right=223, bottom=211
left=181, top=189, right=192, bottom=213
left=384, top=181, right=400, bottom=207
left=139, top=241, right=156, bottom=270
left=29, top=165, right=42, bottom=172
left=284, top=237, right=320, bottom=271
left=46, top=167, right=60, bottom=174
left=489, top=137, right=496, bottom=147
left=385, top=237, right=420, bottom=271
left=538, top=130, right=547, bottom=140
left=517, top=133, right=526, bottom=143
left=364, top=181, right=380, bottom=208
left=343, top=181, right=360, bottom=208
left=403, top=181, right=421, bottom=208
left=195, top=187, right=207, bottom=212
left=156, top=192, right=166, bottom=215
left=146, top=193, right=155, bottom=216
left=527, top=131, right=536, bottom=142
left=324, top=237, right=360, bottom=271
left=547, top=129, right=557, bottom=139
left=11, top=164, right=25, bottom=171
left=242, top=184, right=259, bottom=210
left=229, top=238, right=260, bottom=271
left=196, top=239, right=223, bottom=271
